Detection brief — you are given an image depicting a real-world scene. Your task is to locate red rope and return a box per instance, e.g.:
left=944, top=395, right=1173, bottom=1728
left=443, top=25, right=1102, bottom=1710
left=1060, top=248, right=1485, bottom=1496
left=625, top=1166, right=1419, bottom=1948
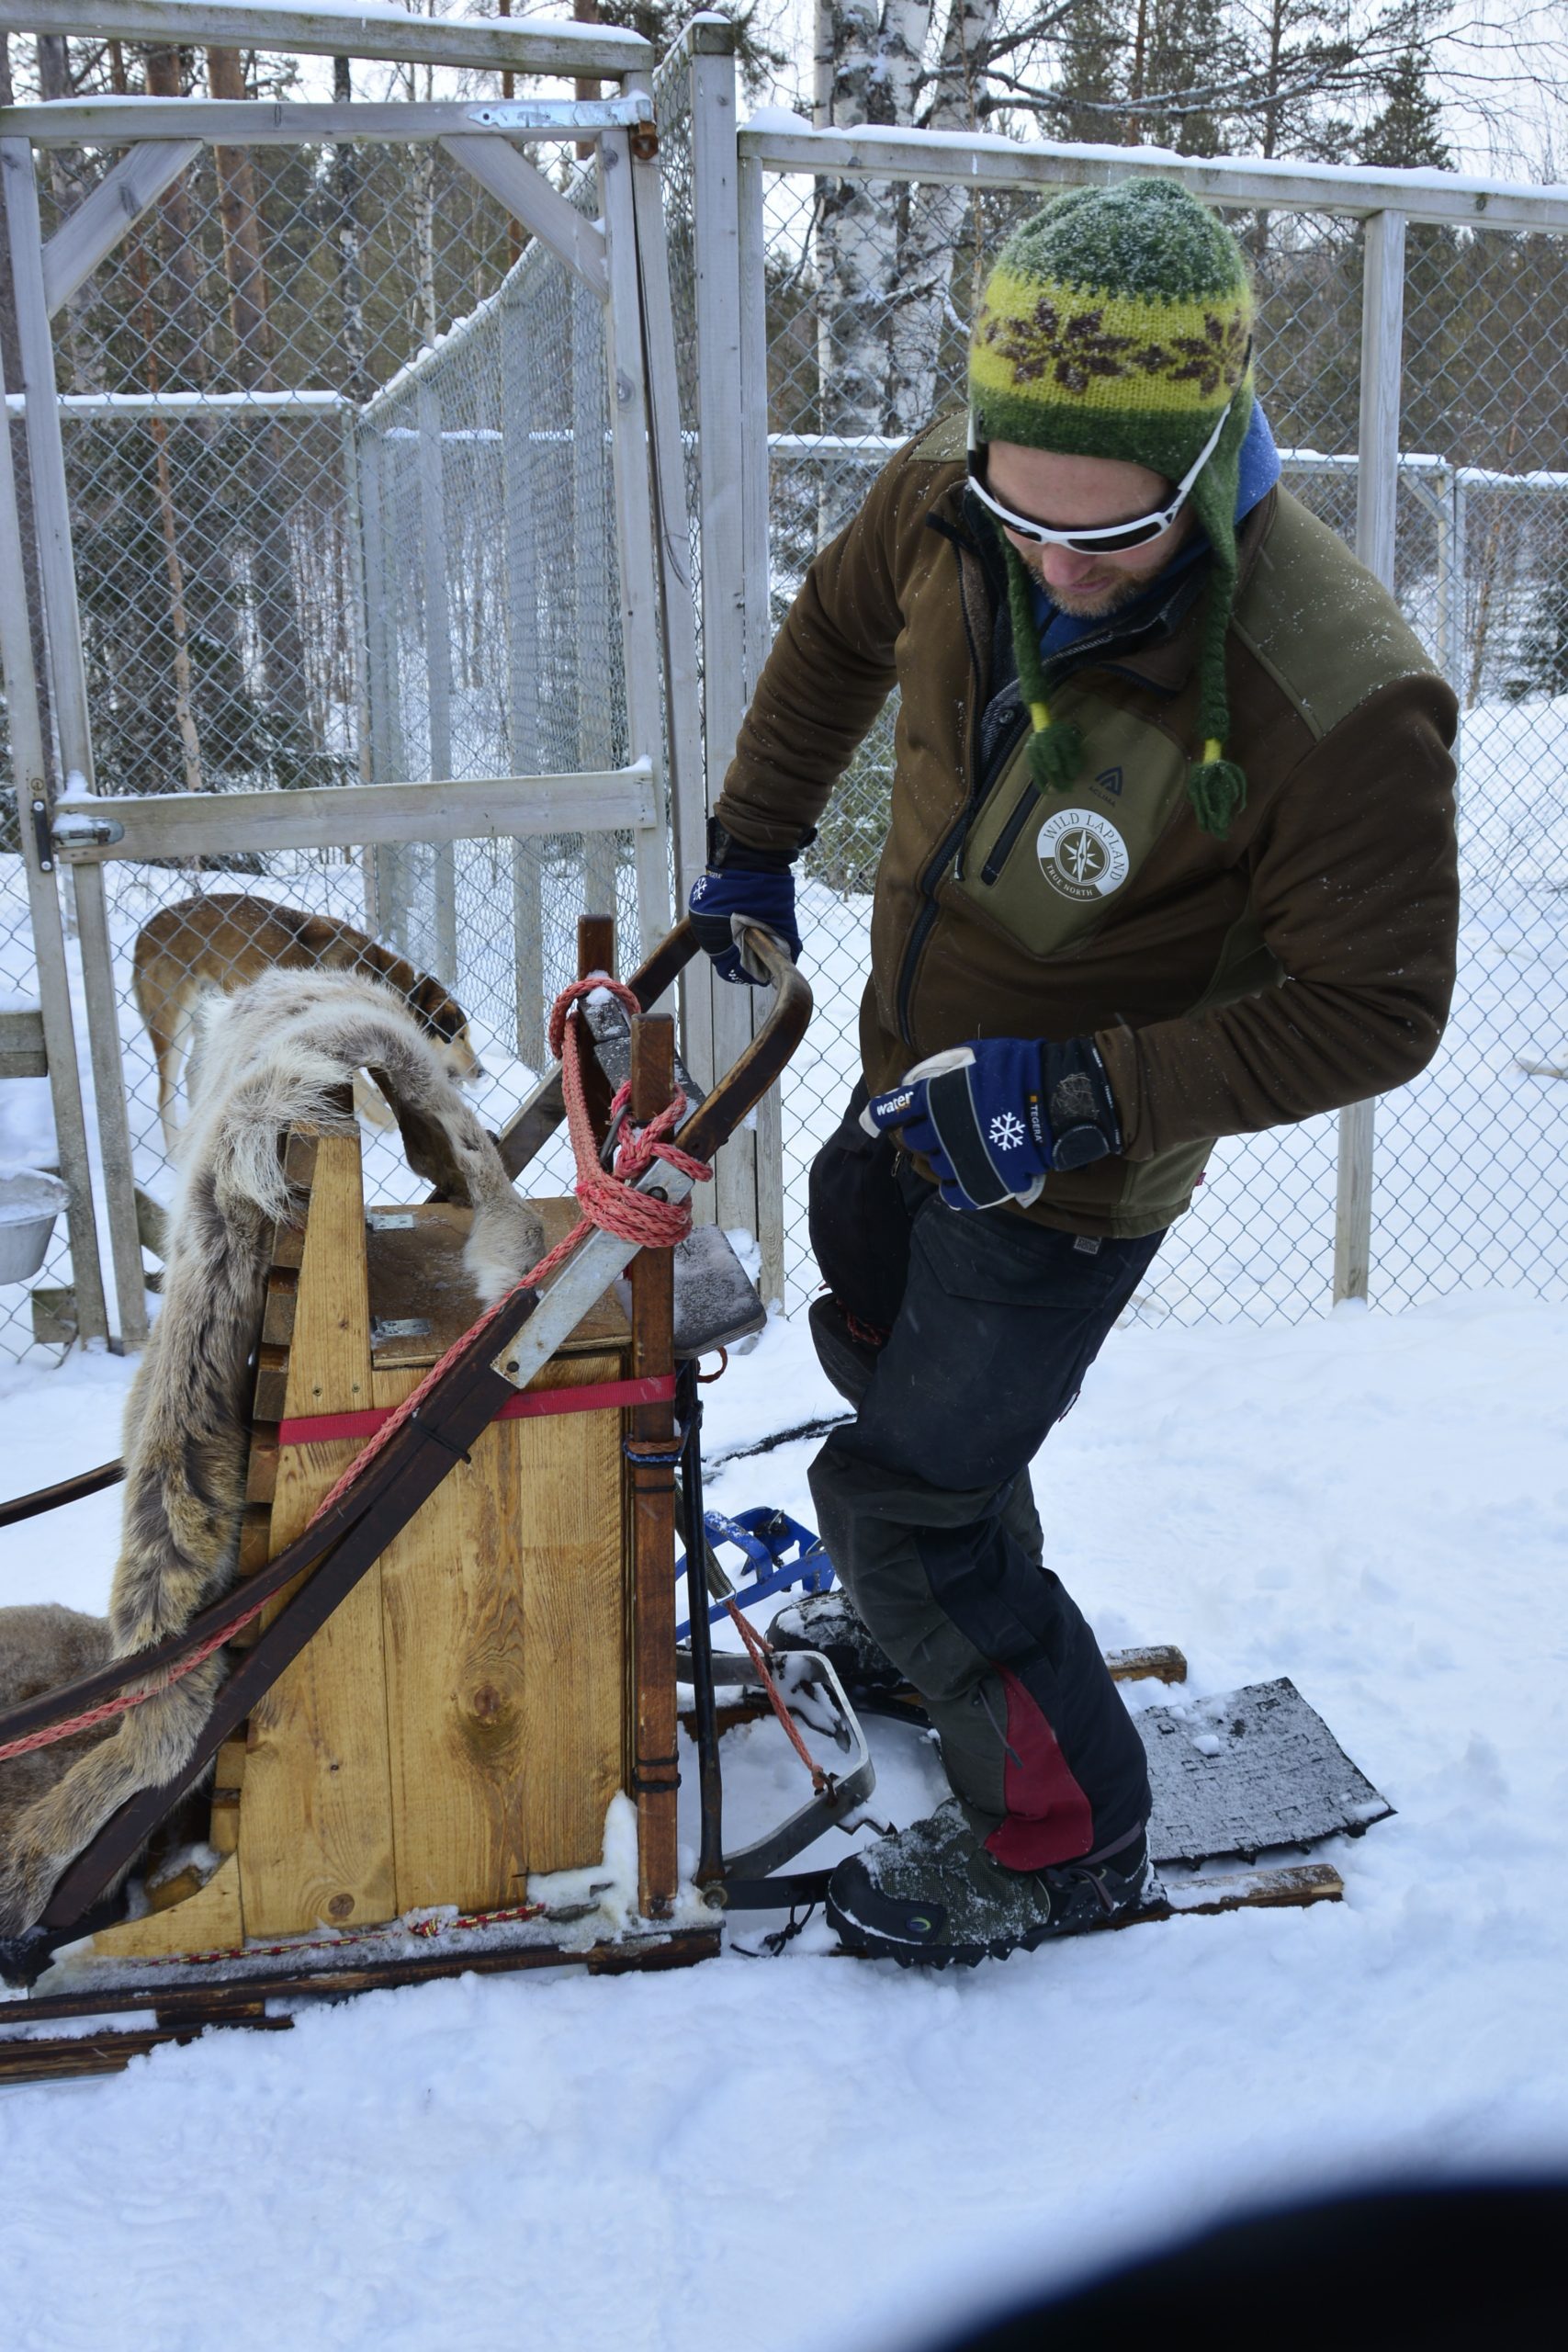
left=722, top=1600, right=829, bottom=1796
left=0, top=979, right=710, bottom=1767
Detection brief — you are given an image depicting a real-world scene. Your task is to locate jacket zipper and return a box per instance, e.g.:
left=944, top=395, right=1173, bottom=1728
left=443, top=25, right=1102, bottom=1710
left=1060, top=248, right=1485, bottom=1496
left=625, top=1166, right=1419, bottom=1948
left=894, top=533, right=991, bottom=1046
left=979, top=752, right=1038, bottom=887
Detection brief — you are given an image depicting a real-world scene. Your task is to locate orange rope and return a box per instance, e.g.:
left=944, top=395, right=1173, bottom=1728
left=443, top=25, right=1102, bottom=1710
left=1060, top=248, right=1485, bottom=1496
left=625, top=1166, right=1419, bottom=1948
left=0, top=979, right=710, bottom=1766
left=722, top=1599, right=829, bottom=1795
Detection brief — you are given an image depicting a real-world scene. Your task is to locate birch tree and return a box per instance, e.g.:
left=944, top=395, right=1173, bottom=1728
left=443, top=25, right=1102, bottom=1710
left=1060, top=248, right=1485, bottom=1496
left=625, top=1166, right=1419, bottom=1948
left=815, top=1, right=934, bottom=437
left=887, top=0, right=1002, bottom=435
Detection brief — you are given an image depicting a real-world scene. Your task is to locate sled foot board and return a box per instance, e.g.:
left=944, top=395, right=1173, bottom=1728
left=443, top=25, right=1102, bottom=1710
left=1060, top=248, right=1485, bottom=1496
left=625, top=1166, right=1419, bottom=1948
left=1134, top=1860, right=1344, bottom=1924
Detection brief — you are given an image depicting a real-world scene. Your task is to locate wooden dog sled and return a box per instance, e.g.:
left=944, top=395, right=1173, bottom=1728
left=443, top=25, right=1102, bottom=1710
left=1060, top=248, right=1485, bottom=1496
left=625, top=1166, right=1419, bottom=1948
left=0, top=918, right=825, bottom=2082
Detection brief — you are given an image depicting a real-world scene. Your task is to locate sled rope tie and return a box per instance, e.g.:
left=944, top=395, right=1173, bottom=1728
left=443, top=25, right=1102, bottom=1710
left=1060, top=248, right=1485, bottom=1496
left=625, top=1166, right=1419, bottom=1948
left=722, top=1599, right=830, bottom=1796
left=0, top=975, right=712, bottom=1765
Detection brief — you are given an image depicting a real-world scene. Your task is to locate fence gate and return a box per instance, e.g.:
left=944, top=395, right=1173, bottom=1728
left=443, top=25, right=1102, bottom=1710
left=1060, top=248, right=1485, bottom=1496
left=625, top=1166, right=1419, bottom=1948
left=0, top=19, right=702, bottom=1351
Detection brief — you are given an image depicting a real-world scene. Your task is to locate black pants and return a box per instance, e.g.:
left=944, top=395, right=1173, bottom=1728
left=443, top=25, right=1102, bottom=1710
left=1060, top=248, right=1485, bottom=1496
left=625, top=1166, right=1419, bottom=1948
left=807, top=1086, right=1163, bottom=1868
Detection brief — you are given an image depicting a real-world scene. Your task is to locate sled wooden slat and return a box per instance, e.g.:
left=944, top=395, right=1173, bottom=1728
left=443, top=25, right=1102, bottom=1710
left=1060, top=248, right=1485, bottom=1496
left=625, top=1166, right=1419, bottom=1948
left=372, top=1342, right=630, bottom=1905
left=91, top=1854, right=243, bottom=1961
left=240, top=1128, right=398, bottom=1940
left=516, top=1351, right=630, bottom=1878
left=85, top=1136, right=644, bottom=1956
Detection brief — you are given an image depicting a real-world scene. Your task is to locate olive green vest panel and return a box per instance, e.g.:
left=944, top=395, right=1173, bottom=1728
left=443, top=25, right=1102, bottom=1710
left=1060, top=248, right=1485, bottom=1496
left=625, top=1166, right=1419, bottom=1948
left=1233, top=492, right=1443, bottom=737
left=911, top=409, right=968, bottom=464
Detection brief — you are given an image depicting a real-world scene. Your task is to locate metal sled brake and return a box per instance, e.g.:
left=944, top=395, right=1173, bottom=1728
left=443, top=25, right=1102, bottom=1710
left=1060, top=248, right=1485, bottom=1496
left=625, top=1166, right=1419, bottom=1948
left=0, top=917, right=863, bottom=2079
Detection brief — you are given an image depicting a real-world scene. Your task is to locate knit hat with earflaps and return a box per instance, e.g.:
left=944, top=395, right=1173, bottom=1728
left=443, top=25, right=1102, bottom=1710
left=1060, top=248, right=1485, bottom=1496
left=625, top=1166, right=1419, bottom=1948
left=969, top=178, right=1256, bottom=837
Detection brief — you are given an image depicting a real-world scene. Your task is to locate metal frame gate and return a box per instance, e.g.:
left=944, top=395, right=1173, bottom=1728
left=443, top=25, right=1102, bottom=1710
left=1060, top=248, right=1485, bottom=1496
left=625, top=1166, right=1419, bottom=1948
left=0, top=9, right=703, bottom=1350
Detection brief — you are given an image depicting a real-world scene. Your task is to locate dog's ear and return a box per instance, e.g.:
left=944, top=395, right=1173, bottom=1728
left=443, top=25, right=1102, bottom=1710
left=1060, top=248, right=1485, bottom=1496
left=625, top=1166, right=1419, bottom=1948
left=412, top=977, right=461, bottom=1042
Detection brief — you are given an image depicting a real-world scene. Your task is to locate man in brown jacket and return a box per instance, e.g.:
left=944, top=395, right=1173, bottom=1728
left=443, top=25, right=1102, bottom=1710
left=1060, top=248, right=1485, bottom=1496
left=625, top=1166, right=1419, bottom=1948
left=687, top=180, right=1458, bottom=1964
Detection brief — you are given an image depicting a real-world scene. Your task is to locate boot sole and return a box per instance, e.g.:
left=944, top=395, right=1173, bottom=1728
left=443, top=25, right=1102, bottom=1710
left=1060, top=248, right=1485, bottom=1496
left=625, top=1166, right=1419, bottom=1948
left=824, top=1891, right=1108, bottom=1970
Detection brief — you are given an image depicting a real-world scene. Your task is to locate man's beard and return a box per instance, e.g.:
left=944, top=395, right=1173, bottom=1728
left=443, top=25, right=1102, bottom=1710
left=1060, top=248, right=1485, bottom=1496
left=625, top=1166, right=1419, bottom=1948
left=1024, top=555, right=1169, bottom=619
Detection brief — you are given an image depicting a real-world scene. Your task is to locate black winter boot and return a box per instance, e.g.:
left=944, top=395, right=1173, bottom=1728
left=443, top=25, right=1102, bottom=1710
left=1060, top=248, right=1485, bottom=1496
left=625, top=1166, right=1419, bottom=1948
left=826, top=1800, right=1152, bottom=1967
left=765, top=1588, right=907, bottom=1697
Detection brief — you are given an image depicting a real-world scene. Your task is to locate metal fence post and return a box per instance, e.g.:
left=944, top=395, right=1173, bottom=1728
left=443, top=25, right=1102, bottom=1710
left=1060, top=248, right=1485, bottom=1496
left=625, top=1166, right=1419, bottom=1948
left=688, top=21, right=761, bottom=1249
left=0, top=334, right=108, bottom=1348
left=1335, top=206, right=1407, bottom=1308
left=500, top=287, right=545, bottom=1067
left=1, top=135, right=147, bottom=1347
left=337, top=398, right=378, bottom=932
left=417, top=378, right=457, bottom=982
left=736, top=127, right=785, bottom=1303
left=627, top=55, right=707, bottom=1062
left=596, top=128, right=673, bottom=962
left=357, top=421, right=405, bottom=946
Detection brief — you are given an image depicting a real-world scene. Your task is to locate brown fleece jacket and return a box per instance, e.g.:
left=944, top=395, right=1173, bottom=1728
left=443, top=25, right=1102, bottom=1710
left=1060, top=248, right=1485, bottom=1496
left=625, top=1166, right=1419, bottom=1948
left=716, top=415, right=1459, bottom=1238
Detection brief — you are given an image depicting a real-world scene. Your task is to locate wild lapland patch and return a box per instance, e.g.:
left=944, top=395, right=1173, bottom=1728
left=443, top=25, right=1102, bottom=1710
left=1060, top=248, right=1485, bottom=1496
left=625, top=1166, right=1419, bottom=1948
left=1036, top=806, right=1131, bottom=901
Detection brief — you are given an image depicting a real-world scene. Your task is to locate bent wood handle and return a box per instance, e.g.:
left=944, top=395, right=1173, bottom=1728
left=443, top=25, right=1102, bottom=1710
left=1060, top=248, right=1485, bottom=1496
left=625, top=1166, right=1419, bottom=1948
left=673, top=925, right=812, bottom=1163
left=495, top=918, right=701, bottom=1181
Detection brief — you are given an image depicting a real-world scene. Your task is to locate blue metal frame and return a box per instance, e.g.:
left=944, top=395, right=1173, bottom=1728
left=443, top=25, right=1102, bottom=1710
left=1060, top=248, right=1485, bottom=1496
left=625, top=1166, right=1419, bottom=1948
left=674, top=1505, right=833, bottom=1639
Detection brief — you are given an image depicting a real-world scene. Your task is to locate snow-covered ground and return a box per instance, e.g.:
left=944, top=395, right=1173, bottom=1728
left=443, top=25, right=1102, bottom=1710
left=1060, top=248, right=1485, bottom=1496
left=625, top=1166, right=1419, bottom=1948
left=3, top=1286, right=1567, bottom=2351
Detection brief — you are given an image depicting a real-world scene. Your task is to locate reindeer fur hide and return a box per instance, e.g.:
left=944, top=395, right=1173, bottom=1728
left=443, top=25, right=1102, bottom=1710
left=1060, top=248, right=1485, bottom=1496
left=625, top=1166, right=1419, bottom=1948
left=0, top=970, right=544, bottom=1938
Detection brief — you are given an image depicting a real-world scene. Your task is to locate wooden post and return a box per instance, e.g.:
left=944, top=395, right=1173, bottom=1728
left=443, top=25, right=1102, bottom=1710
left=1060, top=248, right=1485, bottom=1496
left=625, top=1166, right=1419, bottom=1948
left=1335, top=207, right=1406, bottom=1309
left=626, top=1010, right=679, bottom=1917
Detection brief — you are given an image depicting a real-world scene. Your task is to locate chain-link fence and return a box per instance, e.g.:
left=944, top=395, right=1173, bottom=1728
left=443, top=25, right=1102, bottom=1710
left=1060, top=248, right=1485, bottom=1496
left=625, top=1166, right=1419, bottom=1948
left=657, top=61, right=1568, bottom=1323
left=0, top=78, right=667, bottom=1359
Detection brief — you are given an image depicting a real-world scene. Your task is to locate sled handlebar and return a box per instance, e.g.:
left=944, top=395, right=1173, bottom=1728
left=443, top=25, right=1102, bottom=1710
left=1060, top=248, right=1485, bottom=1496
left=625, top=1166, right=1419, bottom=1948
left=496, top=917, right=812, bottom=1181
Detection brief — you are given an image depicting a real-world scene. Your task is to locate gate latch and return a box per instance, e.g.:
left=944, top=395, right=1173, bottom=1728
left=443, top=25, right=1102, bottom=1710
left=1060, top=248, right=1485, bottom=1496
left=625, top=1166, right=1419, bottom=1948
left=51, top=809, right=126, bottom=857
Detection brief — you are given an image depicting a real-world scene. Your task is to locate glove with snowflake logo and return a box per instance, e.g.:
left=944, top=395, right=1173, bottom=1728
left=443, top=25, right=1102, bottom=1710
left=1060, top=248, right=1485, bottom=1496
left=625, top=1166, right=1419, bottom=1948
left=862, top=1036, right=1122, bottom=1213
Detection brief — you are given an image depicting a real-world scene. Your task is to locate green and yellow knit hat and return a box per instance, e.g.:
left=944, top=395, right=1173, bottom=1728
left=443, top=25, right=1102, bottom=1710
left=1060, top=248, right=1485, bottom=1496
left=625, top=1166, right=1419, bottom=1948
left=969, top=178, right=1256, bottom=836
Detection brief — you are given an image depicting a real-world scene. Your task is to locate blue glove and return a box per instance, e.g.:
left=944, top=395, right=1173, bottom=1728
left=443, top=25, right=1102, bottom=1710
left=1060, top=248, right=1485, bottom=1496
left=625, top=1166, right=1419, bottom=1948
left=688, top=862, right=801, bottom=987
left=863, top=1036, right=1121, bottom=1212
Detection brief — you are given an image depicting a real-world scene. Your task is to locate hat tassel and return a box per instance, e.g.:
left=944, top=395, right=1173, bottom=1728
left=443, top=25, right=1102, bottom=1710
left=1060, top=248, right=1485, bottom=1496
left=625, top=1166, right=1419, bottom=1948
left=1026, top=699, right=1085, bottom=791
left=1188, top=737, right=1247, bottom=836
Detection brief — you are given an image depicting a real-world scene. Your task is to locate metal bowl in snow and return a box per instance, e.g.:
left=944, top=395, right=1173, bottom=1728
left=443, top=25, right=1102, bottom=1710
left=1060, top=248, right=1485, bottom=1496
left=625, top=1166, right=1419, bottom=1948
left=0, top=1170, right=70, bottom=1283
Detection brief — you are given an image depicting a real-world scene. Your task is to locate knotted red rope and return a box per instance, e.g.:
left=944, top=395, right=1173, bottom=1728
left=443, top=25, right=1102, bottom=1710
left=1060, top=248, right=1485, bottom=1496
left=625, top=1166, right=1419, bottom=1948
left=0, top=978, right=710, bottom=1767
left=722, top=1599, right=830, bottom=1796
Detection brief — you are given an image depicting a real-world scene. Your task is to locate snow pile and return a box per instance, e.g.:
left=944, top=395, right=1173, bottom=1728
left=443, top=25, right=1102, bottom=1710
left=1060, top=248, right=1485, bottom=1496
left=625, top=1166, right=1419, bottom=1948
left=2, top=1291, right=1567, bottom=2349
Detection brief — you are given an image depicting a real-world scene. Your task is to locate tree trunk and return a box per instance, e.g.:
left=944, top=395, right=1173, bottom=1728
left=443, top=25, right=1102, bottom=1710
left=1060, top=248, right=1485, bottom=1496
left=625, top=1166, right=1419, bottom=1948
left=109, top=40, right=202, bottom=791
left=887, top=0, right=998, bottom=437
left=816, top=3, right=931, bottom=444
left=34, top=34, right=97, bottom=391
left=331, top=54, right=370, bottom=403
left=206, top=44, right=310, bottom=784
left=143, top=44, right=209, bottom=390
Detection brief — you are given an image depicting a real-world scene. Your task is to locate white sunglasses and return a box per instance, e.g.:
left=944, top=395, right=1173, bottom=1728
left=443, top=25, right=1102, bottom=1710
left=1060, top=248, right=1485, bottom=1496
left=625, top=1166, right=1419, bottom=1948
left=967, top=396, right=1235, bottom=555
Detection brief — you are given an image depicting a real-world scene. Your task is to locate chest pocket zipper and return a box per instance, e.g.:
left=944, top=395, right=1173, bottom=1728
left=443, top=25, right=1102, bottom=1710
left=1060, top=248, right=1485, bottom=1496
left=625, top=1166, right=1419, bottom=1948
left=979, top=778, right=1041, bottom=888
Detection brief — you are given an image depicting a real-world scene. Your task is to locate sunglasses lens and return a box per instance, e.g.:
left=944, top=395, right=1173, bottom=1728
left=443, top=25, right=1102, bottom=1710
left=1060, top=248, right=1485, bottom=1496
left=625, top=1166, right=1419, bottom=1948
left=1064, top=519, right=1167, bottom=554
left=970, top=464, right=1169, bottom=554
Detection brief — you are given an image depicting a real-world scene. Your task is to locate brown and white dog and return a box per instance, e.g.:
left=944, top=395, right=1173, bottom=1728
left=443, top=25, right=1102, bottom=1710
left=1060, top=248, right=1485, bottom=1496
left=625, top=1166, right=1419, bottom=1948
left=132, top=893, right=484, bottom=1149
